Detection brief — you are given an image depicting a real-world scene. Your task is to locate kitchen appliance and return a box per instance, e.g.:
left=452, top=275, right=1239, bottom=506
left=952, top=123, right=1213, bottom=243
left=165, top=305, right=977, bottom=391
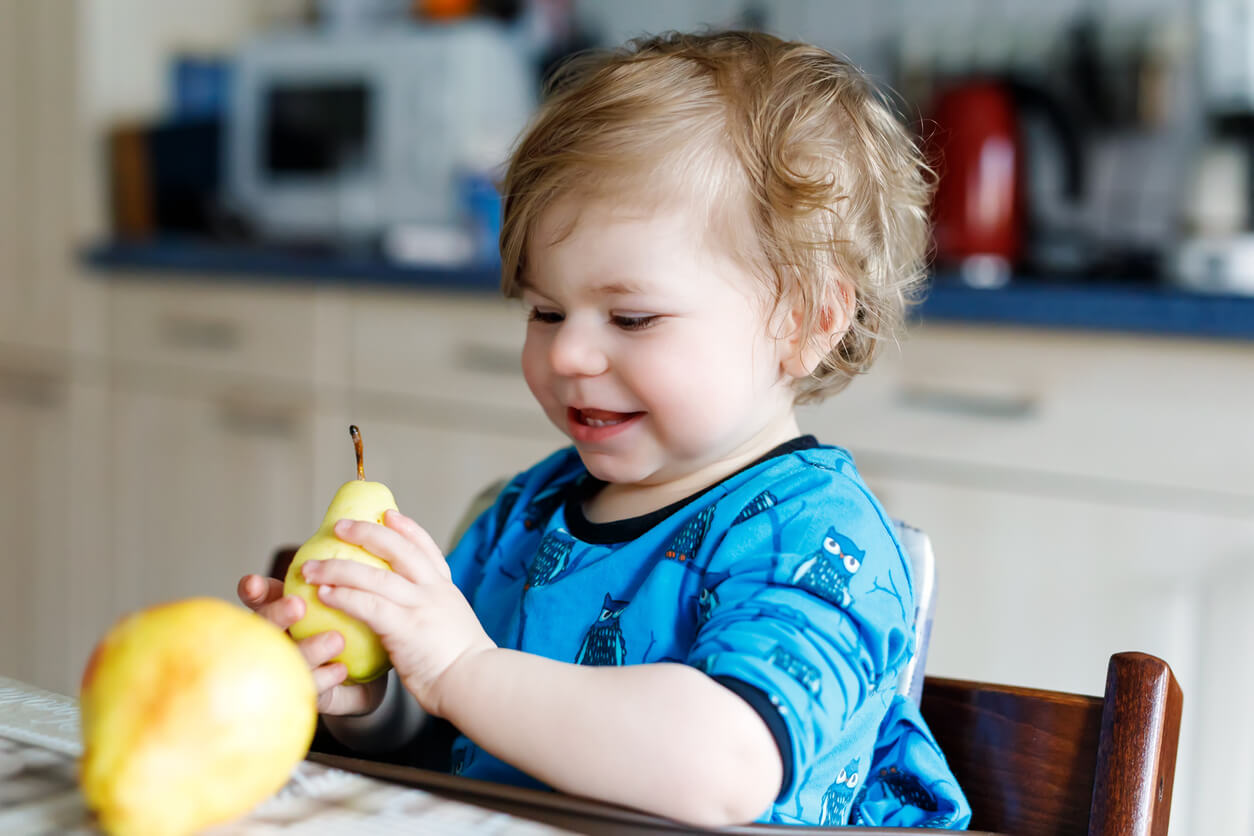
left=928, top=77, right=1088, bottom=286
left=1169, top=131, right=1254, bottom=295
left=1200, top=0, right=1254, bottom=113
left=1170, top=234, right=1254, bottom=295
left=108, top=118, right=223, bottom=240
left=226, top=22, right=537, bottom=245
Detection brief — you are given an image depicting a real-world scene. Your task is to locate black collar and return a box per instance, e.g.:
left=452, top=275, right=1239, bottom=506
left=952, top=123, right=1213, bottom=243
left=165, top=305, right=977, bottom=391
left=564, top=436, right=820, bottom=545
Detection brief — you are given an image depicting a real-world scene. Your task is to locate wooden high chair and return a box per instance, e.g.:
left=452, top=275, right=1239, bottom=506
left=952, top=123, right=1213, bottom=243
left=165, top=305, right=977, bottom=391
left=920, top=651, right=1181, bottom=836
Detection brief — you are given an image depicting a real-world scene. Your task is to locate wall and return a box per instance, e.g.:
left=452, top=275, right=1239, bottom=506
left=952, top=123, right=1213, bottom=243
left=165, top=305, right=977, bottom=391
left=576, top=0, right=1195, bottom=83
left=76, top=0, right=309, bottom=240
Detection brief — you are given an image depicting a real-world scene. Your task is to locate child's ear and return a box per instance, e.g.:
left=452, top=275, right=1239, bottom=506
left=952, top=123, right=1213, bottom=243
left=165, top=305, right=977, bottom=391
left=781, top=282, right=855, bottom=380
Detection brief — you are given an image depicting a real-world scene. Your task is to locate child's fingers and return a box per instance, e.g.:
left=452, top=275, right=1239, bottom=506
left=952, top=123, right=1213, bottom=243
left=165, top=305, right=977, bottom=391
left=297, top=629, right=346, bottom=670
left=253, top=593, right=306, bottom=630
left=333, top=519, right=444, bottom=585
left=312, top=663, right=348, bottom=707
left=384, top=510, right=452, bottom=580
left=316, top=584, right=402, bottom=638
left=237, top=574, right=284, bottom=610
left=301, top=559, right=420, bottom=607
left=317, top=675, right=382, bottom=716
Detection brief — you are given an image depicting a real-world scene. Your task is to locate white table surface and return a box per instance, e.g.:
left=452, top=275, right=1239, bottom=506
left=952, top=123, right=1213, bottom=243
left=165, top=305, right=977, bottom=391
left=0, top=676, right=572, bottom=835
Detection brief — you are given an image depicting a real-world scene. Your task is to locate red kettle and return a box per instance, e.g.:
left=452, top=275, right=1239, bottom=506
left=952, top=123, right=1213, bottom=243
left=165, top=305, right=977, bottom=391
left=929, top=81, right=1022, bottom=273
left=928, top=77, right=1086, bottom=283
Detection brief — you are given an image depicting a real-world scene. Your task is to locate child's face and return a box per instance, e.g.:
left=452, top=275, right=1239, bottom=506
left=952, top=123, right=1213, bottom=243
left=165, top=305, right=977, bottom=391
left=520, top=197, right=801, bottom=490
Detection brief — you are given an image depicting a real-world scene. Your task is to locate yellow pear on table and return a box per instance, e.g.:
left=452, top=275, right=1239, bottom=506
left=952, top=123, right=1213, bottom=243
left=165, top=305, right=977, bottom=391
left=79, top=597, right=317, bottom=836
left=284, top=424, right=397, bottom=684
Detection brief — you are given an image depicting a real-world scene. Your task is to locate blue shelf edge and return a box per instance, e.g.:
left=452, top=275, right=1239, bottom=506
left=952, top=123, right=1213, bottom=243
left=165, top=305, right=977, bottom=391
left=83, top=241, right=1254, bottom=341
left=83, top=240, right=503, bottom=293
left=919, top=280, right=1254, bottom=341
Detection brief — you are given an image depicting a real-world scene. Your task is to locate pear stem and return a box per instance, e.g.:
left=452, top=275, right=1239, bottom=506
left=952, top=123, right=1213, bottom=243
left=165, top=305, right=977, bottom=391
left=350, top=425, right=365, bottom=480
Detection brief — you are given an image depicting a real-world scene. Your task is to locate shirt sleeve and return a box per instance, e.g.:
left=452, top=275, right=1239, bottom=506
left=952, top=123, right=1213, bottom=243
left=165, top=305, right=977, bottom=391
left=444, top=474, right=525, bottom=598
left=687, top=466, right=916, bottom=797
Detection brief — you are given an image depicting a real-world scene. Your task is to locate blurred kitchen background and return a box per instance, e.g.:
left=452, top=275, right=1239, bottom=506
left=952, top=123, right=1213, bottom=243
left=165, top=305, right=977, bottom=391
left=1, top=0, right=1252, bottom=833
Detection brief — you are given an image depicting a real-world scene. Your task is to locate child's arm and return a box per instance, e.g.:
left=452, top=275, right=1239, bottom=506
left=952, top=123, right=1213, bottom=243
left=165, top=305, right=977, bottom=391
left=307, top=511, right=782, bottom=826
left=435, top=650, right=783, bottom=827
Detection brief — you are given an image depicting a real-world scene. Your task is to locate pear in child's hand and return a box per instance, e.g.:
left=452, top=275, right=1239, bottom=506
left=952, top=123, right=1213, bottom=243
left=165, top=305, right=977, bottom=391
left=79, top=597, right=317, bottom=836
left=284, top=425, right=397, bottom=683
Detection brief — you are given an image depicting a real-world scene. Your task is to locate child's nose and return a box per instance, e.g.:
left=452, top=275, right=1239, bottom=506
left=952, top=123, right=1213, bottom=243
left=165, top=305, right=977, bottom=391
left=548, top=321, right=609, bottom=378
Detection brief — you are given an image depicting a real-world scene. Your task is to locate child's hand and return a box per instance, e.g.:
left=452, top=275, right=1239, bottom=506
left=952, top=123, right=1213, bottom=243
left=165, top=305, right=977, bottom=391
left=298, top=509, right=496, bottom=717
left=236, top=573, right=387, bottom=716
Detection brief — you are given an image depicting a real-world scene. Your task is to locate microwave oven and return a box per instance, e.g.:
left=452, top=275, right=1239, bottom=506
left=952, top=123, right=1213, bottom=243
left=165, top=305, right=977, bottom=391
left=225, top=23, right=537, bottom=244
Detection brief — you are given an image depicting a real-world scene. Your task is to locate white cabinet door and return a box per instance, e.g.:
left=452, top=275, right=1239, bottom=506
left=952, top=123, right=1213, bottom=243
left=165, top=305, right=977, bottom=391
left=860, top=471, right=1254, bottom=836
left=0, top=364, right=70, bottom=690
left=0, top=359, right=109, bottom=698
left=109, top=384, right=319, bottom=620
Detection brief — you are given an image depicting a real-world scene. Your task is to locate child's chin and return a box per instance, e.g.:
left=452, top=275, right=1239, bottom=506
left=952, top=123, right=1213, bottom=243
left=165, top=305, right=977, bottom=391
left=573, top=449, right=642, bottom=485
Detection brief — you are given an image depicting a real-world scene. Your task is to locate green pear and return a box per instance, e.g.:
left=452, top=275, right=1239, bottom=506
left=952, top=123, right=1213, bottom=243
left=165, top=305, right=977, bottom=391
left=284, top=426, right=397, bottom=683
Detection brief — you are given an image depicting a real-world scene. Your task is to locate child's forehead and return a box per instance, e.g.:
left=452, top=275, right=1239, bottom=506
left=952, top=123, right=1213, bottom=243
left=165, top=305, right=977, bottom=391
left=530, top=196, right=670, bottom=257
left=523, top=201, right=688, bottom=293
left=521, top=195, right=775, bottom=308
left=530, top=182, right=753, bottom=257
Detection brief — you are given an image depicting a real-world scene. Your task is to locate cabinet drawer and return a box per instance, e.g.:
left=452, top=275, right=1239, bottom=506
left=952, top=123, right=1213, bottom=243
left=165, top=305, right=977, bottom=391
left=351, top=292, right=535, bottom=412
left=108, top=278, right=347, bottom=386
left=803, top=325, right=1254, bottom=502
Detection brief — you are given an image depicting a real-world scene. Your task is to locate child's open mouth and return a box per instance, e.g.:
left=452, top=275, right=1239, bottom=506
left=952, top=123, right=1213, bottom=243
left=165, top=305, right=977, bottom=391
left=567, top=407, right=644, bottom=442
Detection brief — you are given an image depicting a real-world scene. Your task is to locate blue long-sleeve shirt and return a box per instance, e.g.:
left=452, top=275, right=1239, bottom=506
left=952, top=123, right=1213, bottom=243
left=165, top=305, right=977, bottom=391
left=443, top=437, right=969, bottom=827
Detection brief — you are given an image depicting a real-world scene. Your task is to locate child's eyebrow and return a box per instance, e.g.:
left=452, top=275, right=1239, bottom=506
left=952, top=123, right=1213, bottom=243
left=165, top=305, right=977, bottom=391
left=518, top=278, right=652, bottom=298
left=590, top=280, right=650, bottom=297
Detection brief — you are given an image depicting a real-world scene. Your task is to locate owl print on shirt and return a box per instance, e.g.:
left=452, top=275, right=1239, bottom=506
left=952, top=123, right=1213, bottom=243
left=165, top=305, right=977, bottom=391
left=575, top=594, right=629, bottom=665
left=792, top=527, right=864, bottom=608
left=820, top=757, right=862, bottom=825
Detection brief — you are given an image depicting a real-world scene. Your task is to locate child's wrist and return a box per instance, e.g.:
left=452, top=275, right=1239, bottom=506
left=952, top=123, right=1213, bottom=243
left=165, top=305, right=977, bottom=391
left=322, top=670, right=427, bottom=753
left=424, top=644, right=498, bottom=722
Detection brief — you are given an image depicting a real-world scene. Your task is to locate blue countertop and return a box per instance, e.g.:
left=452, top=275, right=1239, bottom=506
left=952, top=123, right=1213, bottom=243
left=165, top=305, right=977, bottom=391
left=84, top=240, right=1254, bottom=342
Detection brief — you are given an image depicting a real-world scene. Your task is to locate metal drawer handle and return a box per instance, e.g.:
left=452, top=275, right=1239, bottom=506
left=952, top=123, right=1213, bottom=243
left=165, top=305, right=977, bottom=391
left=0, top=369, right=63, bottom=408
left=455, top=343, right=520, bottom=377
left=217, top=396, right=301, bottom=439
left=897, top=384, right=1039, bottom=420
left=159, top=315, right=241, bottom=352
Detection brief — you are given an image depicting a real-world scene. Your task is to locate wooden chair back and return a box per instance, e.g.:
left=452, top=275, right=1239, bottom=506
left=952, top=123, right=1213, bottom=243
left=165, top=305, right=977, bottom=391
left=921, top=651, right=1182, bottom=836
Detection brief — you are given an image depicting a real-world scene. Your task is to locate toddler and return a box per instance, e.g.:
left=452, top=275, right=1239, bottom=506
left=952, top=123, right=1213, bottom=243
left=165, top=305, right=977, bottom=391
left=239, top=30, right=969, bottom=828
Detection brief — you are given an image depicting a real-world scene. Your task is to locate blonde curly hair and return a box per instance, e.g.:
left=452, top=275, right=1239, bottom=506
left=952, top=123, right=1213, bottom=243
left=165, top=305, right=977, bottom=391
left=500, top=30, right=935, bottom=403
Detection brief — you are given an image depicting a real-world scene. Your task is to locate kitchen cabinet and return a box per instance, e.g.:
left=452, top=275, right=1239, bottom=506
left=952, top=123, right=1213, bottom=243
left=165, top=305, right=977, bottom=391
left=0, top=359, right=72, bottom=690
left=107, top=278, right=352, bottom=390
left=851, top=469, right=1254, bottom=836
left=0, top=352, right=110, bottom=698
left=797, top=322, right=1254, bottom=836
left=107, top=379, right=321, bottom=616
left=347, top=290, right=565, bottom=548
left=807, top=324, right=1254, bottom=502
left=102, top=277, right=353, bottom=620
left=348, top=290, right=534, bottom=411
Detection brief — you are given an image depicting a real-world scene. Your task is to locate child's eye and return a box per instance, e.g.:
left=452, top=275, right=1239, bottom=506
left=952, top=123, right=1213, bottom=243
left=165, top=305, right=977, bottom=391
left=528, top=308, right=563, bottom=324
left=611, top=314, right=660, bottom=332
